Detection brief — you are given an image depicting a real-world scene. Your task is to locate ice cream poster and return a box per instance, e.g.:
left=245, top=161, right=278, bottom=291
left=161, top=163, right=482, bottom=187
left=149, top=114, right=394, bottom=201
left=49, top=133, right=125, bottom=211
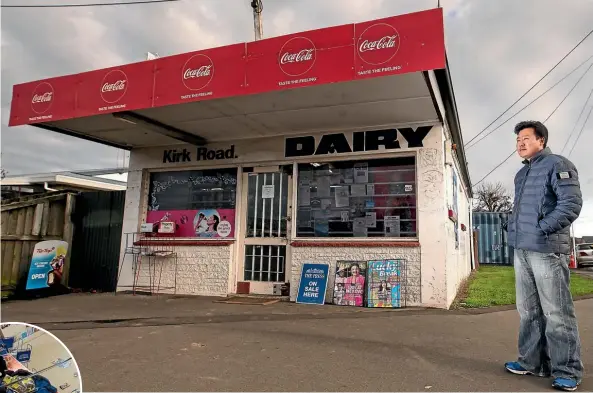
left=333, top=261, right=367, bottom=307
left=367, top=259, right=403, bottom=308
left=25, top=240, right=68, bottom=290
left=146, top=209, right=235, bottom=238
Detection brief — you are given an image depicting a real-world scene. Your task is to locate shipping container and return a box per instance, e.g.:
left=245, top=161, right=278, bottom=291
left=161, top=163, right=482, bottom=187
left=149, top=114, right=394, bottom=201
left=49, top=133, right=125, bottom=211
left=472, top=211, right=514, bottom=266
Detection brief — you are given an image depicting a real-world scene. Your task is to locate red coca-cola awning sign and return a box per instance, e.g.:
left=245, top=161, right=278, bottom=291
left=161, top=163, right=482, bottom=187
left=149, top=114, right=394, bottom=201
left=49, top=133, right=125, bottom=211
left=357, top=23, right=401, bottom=66
left=154, top=43, right=246, bottom=107
left=31, top=82, right=54, bottom=115
left=245, top=23, right=355, bottom=94
left=8, top=8, right=445, bottom=127
left=181, top=54, right=214, bottom=91
left=278, top=37, right=317, bottom=77
left=100, top=70, right=128, bottom=104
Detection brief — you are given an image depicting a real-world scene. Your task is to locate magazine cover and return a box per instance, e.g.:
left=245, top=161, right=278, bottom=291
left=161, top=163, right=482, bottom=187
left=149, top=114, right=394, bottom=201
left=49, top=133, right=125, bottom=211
left=333, top=261, right=367, bottom=307
left=367, top=260, right=403, bottom=308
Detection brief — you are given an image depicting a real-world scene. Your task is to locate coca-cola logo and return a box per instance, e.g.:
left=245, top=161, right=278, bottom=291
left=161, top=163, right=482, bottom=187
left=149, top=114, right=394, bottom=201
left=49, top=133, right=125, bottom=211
left=357, top=23, right=400, bottom=65
left=181, top=54, right=214, bottom=91
left=31, top=82, right=54, bottom=114
left=278, top=36, right=316, bottom=77
left=100, top=69, right=128, bottom=103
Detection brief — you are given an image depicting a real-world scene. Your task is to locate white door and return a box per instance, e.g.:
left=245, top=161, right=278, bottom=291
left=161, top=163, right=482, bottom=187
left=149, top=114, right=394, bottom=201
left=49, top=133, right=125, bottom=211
left=237, top=168, right=292, bottom=294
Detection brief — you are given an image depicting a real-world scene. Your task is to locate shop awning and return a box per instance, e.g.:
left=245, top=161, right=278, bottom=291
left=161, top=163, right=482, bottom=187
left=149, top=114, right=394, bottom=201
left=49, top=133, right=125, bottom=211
left=8, top=8, right=471, bottom=191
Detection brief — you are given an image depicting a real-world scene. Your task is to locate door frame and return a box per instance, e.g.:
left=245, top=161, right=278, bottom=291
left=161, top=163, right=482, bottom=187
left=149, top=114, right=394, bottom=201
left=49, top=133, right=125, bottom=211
left=235, top=166, right=293, bottom=294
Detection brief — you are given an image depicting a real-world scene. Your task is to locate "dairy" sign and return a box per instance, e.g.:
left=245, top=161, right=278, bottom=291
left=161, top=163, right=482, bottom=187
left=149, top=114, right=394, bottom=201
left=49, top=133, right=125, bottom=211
left=285, top=126, right=432, bottom=157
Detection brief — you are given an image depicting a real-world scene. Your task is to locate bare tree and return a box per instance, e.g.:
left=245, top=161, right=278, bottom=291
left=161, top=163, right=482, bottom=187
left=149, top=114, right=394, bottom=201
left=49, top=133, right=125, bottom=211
left=0, top=168, right=6, bottom=180
left=473, top=181, right=513, bottom=212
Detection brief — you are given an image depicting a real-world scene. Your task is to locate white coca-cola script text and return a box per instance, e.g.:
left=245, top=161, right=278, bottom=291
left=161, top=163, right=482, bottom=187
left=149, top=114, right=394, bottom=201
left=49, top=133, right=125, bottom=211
left=101, top=80, right=126, bottom=93
left=280, top=49, right=314, bottom=64
left=359, top=35, right=398, bottom=52
left=183, top=65, right=212, bottom=79
left=32, top=92, right=53, bottom=103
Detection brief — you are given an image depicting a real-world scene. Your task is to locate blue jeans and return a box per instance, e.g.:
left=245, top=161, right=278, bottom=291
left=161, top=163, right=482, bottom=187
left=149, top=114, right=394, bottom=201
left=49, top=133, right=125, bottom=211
left=514, top=249, right=583, bottom=381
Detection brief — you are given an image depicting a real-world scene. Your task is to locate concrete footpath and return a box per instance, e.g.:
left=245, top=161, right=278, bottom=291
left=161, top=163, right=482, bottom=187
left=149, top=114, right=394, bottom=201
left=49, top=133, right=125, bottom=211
left=1, top=293, right=592, bottom=392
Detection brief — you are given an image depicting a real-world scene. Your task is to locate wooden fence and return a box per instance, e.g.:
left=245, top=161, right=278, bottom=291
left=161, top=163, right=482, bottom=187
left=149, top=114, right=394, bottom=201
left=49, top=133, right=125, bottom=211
left=1, top=191, right=75, bottom=298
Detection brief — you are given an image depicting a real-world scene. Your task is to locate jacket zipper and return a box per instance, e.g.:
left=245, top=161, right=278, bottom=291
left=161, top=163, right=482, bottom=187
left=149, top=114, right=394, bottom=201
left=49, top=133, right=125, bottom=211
left=515, top=161, right=531, bottom=246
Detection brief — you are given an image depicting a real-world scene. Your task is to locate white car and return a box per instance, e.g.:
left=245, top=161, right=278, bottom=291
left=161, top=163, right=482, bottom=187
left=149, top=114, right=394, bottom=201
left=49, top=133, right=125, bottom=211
left=576, top=243, right=593, bottom=268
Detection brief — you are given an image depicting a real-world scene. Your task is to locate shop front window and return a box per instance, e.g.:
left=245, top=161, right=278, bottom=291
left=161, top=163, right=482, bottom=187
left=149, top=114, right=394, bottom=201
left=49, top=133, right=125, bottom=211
left=146, top=168, right=237, bottom=238
left=296, top=157, right=417, bottom=238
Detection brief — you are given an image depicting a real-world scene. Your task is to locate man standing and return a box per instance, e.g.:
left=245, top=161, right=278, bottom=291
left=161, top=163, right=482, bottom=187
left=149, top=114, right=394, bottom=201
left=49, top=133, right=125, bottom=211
left=505, top=120, right=584, bottom=391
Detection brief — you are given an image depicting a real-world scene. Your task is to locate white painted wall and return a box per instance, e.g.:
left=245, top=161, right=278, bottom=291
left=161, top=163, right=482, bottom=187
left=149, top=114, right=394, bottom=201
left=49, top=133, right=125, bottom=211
left=416, top=125, right=449, bottom=307
left=117, top=123, right=472, bottom=309
left=442, top=135, right=473, bottom=306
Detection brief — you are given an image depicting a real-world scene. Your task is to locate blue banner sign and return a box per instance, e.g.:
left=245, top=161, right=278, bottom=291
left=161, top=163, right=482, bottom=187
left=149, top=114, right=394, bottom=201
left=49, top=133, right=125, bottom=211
left=16, top=350, right=31, bottom=362
left=296, top=263, right=329, bottom=305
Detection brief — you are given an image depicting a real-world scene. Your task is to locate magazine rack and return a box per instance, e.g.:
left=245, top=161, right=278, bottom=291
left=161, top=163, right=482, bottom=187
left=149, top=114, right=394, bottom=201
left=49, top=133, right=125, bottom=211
left=115, top=232, right=178, bottom=295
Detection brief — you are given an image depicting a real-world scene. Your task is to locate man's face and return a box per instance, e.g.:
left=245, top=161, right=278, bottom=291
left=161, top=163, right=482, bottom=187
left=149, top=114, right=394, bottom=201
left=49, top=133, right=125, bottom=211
left=516, top=127, right=544, bottom=159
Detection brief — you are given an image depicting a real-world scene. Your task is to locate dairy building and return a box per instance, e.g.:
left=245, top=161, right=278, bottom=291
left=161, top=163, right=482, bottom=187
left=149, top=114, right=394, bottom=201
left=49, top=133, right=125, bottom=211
left=8, top=8, right=473, bottom=309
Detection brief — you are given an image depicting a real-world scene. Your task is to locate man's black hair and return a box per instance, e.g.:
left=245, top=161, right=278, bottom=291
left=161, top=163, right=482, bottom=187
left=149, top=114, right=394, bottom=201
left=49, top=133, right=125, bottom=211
left=514, top=120, right=548, bottom=148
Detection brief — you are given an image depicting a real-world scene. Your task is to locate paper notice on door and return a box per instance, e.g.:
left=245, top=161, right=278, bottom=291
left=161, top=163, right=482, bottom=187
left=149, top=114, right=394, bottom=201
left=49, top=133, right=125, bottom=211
left=365, top=212, right=377, bottom=228
left=384, top=215, right=401, bottom=236
left=354, top=163, right=368, bottom=183
left=335, top=186, right=350, bottom=208
left=262, top=185, right=274, bottom=199
left=353, top=218, right=367, bottom=237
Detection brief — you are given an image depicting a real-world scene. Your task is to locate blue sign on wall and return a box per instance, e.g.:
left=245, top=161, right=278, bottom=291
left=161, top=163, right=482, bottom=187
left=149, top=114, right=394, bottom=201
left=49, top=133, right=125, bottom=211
left=16, top=350, right=31, bottom=362
left=0, top=337, right=15, bottom=354
left=296, top=263, right=329, bottom=305
left=25, top=241, right=68, bottom=290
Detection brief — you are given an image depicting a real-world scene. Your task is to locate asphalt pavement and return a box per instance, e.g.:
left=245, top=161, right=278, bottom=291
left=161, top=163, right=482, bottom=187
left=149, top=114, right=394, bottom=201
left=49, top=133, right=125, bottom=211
left=1, top=293, right=592, bottom=392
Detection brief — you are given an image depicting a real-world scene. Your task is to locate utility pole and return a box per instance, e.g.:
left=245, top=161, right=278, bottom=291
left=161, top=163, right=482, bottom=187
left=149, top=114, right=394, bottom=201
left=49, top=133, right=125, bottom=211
left=251, top=0, right=263, bottom=41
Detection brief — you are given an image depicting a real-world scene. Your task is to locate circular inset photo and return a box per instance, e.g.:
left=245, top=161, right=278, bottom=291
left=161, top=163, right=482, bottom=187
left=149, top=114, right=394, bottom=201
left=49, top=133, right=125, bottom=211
left=0, top=322, right=82, bottom=393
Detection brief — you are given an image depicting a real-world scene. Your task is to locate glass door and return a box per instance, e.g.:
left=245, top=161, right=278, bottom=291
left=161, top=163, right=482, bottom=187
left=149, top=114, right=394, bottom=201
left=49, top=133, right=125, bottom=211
left=238, top=169, right=292, bottom=294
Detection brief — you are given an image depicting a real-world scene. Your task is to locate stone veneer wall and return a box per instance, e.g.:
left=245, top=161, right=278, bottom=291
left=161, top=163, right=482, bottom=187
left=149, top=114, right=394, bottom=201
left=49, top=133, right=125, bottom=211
left=133, top=244, right=233, bottom=296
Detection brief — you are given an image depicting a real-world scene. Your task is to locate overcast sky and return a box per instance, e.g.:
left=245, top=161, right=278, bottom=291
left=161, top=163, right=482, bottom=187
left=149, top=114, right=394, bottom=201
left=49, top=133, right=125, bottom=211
left=2, top=0, right=593, bottom=235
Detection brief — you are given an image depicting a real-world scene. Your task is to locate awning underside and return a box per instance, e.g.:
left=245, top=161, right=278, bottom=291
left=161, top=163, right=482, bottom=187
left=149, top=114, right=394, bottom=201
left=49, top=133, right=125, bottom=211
left=37, top=72, right=439, bottom=149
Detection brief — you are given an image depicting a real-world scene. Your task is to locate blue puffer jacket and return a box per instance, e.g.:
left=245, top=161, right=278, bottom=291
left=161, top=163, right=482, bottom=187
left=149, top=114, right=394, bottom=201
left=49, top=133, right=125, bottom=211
left=507, top=147, right=582, bottom=255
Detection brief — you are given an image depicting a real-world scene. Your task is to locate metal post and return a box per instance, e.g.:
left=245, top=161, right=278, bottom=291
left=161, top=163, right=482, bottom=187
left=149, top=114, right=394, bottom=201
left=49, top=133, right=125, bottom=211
left=251, top=0, right=263, bottom=40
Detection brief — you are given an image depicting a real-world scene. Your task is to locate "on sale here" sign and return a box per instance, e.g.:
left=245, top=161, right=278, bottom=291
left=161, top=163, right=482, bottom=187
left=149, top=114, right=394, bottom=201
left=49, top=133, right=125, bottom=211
left=296, top=263, right=330, bottom=305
